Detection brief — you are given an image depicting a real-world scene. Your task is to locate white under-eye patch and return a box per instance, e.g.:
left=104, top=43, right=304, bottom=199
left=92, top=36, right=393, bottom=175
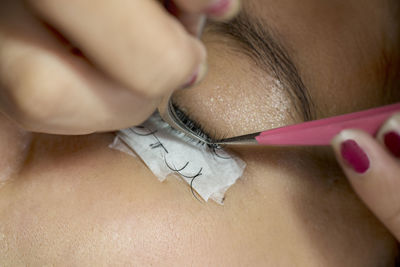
left=110, top=113, right=246, bottom=204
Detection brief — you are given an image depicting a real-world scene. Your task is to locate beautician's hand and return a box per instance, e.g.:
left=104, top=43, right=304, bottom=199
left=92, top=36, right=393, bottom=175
left=331, top=113, right=400, bottom=241
left=0, top=0, right=240, bottom=134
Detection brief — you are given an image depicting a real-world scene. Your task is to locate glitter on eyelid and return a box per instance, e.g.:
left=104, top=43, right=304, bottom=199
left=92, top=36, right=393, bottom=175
left=198, top=75, right=294, bottom=137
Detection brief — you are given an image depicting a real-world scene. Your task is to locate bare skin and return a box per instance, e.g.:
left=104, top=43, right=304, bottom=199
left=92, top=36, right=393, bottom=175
left=0, top=0, right=399, bottom=266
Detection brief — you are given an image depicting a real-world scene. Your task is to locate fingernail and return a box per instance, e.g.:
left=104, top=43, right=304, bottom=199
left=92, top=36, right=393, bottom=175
left=340, top=139, right=370, bottom=174
left=206, top=0, right=240, bottom=19
left=181, top=62, right=207, bottom=89
left=206, top=0, right=231, bottom=16
left=164, top=0, right=180, bottom=17
left=182, top=71, right=198, bottom=89
left=384, top=131, right=400, bottom=158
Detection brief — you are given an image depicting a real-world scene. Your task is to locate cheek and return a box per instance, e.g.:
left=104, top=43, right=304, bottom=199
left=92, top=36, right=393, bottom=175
left=173, top=42, right=300, bottom=138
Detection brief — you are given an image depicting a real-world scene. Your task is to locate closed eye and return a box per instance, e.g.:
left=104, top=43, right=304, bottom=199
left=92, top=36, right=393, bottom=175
left=168, top=102, right=224, bottom=146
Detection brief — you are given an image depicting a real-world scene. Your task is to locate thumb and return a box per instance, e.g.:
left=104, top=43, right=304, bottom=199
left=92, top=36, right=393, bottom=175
left=331, top=125, right=400, bottom=241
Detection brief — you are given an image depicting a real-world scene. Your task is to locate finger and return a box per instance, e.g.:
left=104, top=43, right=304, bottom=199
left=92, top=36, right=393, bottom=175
left=26, top=0, right=206, bottom=98
left=177, top=13, right=207, bottom=38
left=164, top=1, right=206, bottom=37
left=377, top=113, right=400, bottom=158
left=0, top=1, right=160, bottom=134
left=332, top=129, right=400, bottom=240
left=163, top=0, right=238, bottom=39
left=171, top=0, right=241, bottom=20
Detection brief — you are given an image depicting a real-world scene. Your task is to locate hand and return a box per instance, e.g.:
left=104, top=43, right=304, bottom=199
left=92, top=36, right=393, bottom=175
left=0, top=0, right=240, bottom=134
left=332, top=113, right=400, bottom=240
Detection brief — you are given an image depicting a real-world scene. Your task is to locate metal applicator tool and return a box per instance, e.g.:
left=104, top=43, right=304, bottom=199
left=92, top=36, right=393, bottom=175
left=159, top=95, right=400, bottom=146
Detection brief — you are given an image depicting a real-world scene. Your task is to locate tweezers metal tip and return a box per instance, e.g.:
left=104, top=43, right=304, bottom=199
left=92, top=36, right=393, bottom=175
left=213, top=133, right=259, bottom=145
left=158, top=96, right=259, bottom=146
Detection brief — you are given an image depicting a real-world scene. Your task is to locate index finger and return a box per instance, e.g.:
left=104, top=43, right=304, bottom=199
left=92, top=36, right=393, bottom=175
left=332, top=128, right=400, bottom=240
left=27, top=0, right=206, bottom=97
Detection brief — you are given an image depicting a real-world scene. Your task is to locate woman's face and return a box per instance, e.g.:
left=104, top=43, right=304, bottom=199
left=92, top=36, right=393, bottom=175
left=0, top=0, right=399, bottom=265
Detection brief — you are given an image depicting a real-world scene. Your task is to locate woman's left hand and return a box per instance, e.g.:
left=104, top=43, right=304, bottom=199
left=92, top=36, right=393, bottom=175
left=332, top=113, right=400, bottom=241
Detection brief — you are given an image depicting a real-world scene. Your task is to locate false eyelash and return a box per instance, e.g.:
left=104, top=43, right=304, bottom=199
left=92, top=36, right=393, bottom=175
left=169, top=103, right=225, bottom=148
left=161, top=104, right=233, bottom=162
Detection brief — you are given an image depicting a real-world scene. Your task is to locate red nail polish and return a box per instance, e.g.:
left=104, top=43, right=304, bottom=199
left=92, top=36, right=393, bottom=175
left=206, top=0, right=231, bottom=16
left=181, top=72, right=198, bottom=89
left=164, top=0, right=180, bottom=17
left=340, top=140, right=370, bottom=174
left=384, top=131, right=400, bottom=158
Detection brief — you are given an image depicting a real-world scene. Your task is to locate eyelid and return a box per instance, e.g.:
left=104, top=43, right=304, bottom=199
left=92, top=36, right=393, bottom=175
left=207, top=13, right=315, bottom=122
left=170, top=102, right=225, bottom=144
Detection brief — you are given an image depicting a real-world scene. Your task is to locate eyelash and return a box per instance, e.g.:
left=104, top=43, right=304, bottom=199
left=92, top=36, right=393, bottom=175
left=167, top=103, right=222, bottom=148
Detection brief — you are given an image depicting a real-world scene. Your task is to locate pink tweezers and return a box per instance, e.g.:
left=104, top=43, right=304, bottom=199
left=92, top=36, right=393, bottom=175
left=216, top=102, right=400, bottom=146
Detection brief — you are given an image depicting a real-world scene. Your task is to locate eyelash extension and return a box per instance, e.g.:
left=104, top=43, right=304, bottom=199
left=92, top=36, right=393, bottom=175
left=164, top=157, right=204, bottom=203
left=162, top=104, right=232, bottom=159
left=128, top=123, right=205, bottom=202
left=130, top=109, right=236, bottom=201
left=169, top=103, right=224, bottom=148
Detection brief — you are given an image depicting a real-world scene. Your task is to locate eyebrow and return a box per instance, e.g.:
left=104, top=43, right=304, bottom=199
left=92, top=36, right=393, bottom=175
left=207, top=10, right=315, bottom=121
